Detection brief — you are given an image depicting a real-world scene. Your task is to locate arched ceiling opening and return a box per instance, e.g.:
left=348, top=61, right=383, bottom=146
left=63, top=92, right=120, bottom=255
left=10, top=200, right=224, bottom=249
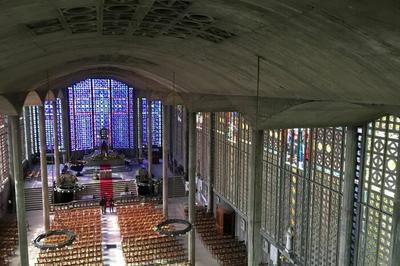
left=1, top=0, right=400, bottom=126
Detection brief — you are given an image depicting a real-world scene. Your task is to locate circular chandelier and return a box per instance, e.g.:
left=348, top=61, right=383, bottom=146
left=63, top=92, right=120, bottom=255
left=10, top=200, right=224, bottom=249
left=154, top=219, right=192, bottom=237
left=33, top=230, right=76, bottom=250
left=54, top=183, right=85, bottom=193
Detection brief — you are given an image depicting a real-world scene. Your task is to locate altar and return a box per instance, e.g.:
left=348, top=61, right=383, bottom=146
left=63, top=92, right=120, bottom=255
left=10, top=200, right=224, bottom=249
left=85, top=127, right=125, bottom=167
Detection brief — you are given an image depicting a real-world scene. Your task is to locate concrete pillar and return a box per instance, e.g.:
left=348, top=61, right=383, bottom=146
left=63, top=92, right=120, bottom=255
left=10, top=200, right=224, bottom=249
left=52, top=100, right=60, bottom=179
left=162, top=105, right=169, bottom=217
left=392, top=169, right=400, bottom=265
left=23, top=107, right=31, bottom=161
left=184, top=108, right=189, bottom=178
left=207, top=113, right=215, bottom=213
left=61, top=98, right=70, bottom=162
left=38, top=105, right=50, bottom=231
left=338, top=126, right=357, bottom=266
left=9, top=115, right=29, bottom=266
left=188, top=111, right=196, bottom=264
left=247, top=129, right=264, bottom=266
left=147, top=99, right=152, bottom=178
left=137, top=98, right=143, bottom=160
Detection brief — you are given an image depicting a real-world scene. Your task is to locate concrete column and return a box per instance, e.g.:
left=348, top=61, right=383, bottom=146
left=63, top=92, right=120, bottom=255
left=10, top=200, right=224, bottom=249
left=147, top=99, right=152, bottom=178
left=184, top=108, right=189, bottom=178
left=207, top=113, right=215, bottom=213
left=247, top=129, right=264, bottom=266
left=23, top=107, right=31, bottom=161
left=9, top=115, right=29, bottom=266
left=38, top=105, right=50, bottom=231
left=338, top=126, right=357, bottom=266
left=392, top=167, right=400, bottom=265
left=137, top=98, right=143, bottom=160
left=162, top=105, right=169, bottom=217
left=52, top=100, right=60, bottom=179
left=61, top=97, right=70, bottom=162
left=188, top=111, right=196, bottom=264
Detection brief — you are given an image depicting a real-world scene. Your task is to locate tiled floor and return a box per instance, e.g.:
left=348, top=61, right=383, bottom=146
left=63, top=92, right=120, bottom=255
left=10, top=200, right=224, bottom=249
left=9, top=197, right=219, bottom=265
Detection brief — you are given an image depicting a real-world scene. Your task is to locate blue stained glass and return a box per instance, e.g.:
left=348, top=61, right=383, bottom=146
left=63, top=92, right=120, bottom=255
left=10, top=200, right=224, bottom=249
left=56, top=98, right=64, bottom=150
left=68, top=78, right=135, bottom=151
left=152, top=100, right=162, bottom=147
left=93, top=79, right=110, bottom=147
left=73, top=79, right=93, bottom=150
left=68, top=87, right=76, bottom=151
left=142, top=98, right=148, bottom=146
left=129, top=88, right=135, bottom=148
left=29, top=106, right=40, bottom=154
left=44, top=99, right=64, bottom=151
left=141, top=98, right=162, bottom=147
left=44, top=101, right=54, bottom=150
left=111, top=80, right=130, bottom=149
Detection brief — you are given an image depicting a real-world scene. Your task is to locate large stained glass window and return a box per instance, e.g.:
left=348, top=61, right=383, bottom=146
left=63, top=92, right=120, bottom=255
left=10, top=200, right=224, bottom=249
left=141, top=98, right=163, bottom=147
left=214, top=112, right=251, bottom=214
left=196, top=112, right=211, bottom=182
left=68, top=78, right=135, bottom=151
left=44, top=99, right=64, bottom=151
left=355, top=115, right=400, bottom=265
left=261, top=127, right=345, bottom=265
left=27, top=106, right=40, bottom=155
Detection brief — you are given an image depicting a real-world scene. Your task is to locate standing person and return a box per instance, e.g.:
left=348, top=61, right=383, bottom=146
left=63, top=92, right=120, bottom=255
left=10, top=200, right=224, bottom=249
left=100, top=196, right=106, bottom=214
left=109, top=198, right=114, bottom=213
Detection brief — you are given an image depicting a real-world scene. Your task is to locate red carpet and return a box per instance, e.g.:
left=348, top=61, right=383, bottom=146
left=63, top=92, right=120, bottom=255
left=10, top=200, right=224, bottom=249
left=100, top=164, right=113, bottom=204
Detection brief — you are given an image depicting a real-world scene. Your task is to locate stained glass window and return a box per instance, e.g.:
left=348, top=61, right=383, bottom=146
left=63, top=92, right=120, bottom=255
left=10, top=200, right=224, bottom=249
left=261, top=127, right=345, bottom=265
left=141, top=98, right=162, bottom=147
left=356, top=115, right=400, bottom=265
left=214, top=112, right=251, bottom=214
left=27, top=106, right=40, bottom=155
left=196, top=113, right=211, bottom=182
left=93, top=79, right=111, bottom=148
left=111, top=80, right=131, bottom=149
left=69, top=79, right=93, bottom=150
left=0, top=115, right=9, bottom=185
left=68, top=78, right=135, bottom=151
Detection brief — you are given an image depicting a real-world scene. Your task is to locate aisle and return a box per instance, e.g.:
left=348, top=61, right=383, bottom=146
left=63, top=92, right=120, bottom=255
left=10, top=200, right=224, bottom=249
left=101, top=212, right=125, bottom=266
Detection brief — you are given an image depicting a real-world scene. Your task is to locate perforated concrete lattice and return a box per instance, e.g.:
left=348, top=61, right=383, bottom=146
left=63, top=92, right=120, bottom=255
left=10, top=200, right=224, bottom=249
left=25, top=0, right=235, bottom=43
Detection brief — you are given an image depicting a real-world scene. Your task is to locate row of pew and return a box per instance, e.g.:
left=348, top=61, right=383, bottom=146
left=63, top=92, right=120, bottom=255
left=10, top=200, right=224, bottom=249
left=187, top=206, right=247, bottom=266
left=35, top=207, right=103, bottom=266
left=0, top=218, right=18, bottom=265
left=117, top=202, right=189, bottom=265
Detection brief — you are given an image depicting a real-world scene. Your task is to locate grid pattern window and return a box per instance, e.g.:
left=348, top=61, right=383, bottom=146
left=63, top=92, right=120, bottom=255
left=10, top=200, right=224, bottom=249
left=27, top=106, right=40, bottom=154
left=0, top=115, right=9, bottom=185
left=356, top=115, right=400, bottom=265
left=19, top=116, right=25, bottom=160
left=196, top=112, right=211, bottom=182
left=141, top=98, right=163, bottom=147
left=68, top=78, right=135, bottom=151
left=111, top=80, right=133, bottom=149
left=261, top=127, right=345, bottom=265
left=214, top=112, right=251, bottom=214
left=43, top=99, right=65, bottom=152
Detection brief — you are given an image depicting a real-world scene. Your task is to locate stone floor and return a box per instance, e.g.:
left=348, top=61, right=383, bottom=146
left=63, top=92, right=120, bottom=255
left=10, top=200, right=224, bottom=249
left=9, top=197, right=219, bottom=266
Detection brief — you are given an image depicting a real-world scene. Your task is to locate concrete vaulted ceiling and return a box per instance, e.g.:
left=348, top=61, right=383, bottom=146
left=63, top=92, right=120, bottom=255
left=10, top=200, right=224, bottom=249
left=0, top=0, right=400, bottom=128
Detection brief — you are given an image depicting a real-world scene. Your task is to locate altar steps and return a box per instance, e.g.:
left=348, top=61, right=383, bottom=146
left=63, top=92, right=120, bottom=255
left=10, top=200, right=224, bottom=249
left=24, top=187, right=53, bottom=211
left=168, top=176, right=186, bottom=198
left=76, top=180, right=138, bottom=200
